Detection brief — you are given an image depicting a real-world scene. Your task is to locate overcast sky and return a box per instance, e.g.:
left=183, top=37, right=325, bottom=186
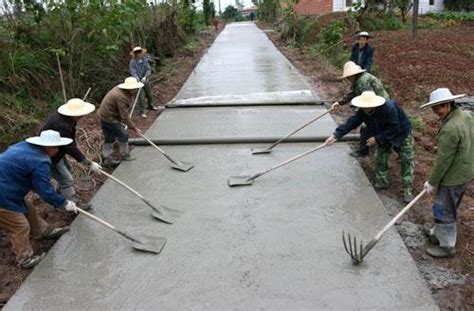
left=196, top=0, right=255, bottom=12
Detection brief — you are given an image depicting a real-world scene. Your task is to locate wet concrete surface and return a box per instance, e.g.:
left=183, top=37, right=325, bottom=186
left=5, top=22, right=438, bottom=310
left=5, top=144, right=436, bottom=310
left=145, top=106, right=336, bottom=142
left=175, top=23, right=314, bottom=100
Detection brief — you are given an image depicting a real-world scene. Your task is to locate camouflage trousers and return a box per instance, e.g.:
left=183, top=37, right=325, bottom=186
left=374, top=132, right=414, bottom=190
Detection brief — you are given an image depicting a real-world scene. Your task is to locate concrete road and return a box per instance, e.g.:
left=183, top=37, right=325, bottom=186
left=5, top=22, right=437, bottom=310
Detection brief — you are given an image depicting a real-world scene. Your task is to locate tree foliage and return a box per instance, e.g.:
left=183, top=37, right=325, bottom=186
left=221, top=5, right=242, bottom=22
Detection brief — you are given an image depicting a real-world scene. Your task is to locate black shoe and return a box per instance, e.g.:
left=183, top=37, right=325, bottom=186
left=148, top=105, right=159, bottom=111
left=42, top=226, right=70, bottom=240
left=103, top=157, right=120, bottom=168
left=21, top=253, right=46, bottom=269
left=349, top=151, right=368, bottom=158
left=121, top=154, right=136, bottom=161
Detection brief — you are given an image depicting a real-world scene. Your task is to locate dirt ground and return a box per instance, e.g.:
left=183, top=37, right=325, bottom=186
left=0, top=27, right=220, bottom=308
left=259, top=21, right=473, bottom=310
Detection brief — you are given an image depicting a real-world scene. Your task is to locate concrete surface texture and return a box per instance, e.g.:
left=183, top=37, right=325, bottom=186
left=5, top=22, right=437, bottom=310
left=174, top=23, right=314, bottom=100
left=145, top=106, right=336, bottom=142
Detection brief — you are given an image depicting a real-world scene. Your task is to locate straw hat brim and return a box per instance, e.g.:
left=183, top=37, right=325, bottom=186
left=57, top=102, right=95, bottom=117
left=26, top=137, right=72, bottom=147
left=420, top=94, right=466, bottom=109
left=130, top=48, right=148, bottom=56
left=118, top=81, right=144, bottom=90
left=340, top=68, right=366, bottom=79
left=351, top=96, right=386, bottom=108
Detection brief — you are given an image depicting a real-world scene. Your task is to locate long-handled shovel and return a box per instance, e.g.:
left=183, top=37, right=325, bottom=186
left=228, top=141, right=329, bottom=187
left=342, top=189, right=427, bottom=265
left=77, top=207, right=166, bottom=254
left=138, top=133, right=194, bottom=172
left=98, top=168, right=178, bottom=224
left=129, top=87, right=143, bottom=118
left=252, top=108, right=333, bottom=155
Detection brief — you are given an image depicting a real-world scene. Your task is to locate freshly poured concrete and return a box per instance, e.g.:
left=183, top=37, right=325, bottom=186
left=5, top=144, right=436, bottom=310
left=174, top=23, right=316, bottom=100
left=145, top=106, right=336, bottom=142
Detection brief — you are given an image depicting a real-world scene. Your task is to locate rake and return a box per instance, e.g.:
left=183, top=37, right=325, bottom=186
left=251, top=108, right=333, bottom=155
left=342, top=189, right=426, bottom=264
left=228, top=141, right=329, bottom=187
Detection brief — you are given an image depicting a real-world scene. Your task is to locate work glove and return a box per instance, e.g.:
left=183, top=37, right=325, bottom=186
left=141, top=77, right=147, bottom=83
left=64, top=200, right=78, bottom=213
left=324, top=135, right=337, bottom=146
left=89, top=161, right=102, bottom=173
left=424, top=181, right=435, bottom=194
left=331, top=102, right=341, bottom=111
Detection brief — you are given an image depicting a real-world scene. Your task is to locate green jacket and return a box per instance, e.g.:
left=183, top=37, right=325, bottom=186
left=340, top=72, right=390, bottom=105
left=429, top=108, right=474, bottom=186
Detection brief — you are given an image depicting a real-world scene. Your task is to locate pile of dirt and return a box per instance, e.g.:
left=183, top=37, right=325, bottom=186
left=0, top=27, right=219, bottom=308
left=259, top=21, right=473, bottom=310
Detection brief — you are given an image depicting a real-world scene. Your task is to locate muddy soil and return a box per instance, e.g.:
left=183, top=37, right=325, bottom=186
left=0, top=28, right=219, bottom=308
left=259, top=21, right=473, bottom=310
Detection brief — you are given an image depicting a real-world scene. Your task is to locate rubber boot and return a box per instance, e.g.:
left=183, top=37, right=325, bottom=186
left=119, top=142, right=136, bottom=161
left=426, top=246, right=456, bottom=258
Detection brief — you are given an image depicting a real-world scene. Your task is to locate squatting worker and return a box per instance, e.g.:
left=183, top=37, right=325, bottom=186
left=0, top=130, right=78, bottom=269
left=331, top=61, right=389, bottom=158
left=421, top=88, right=473, bottom=258
left=40, top=98, right=101, bottom=210
left=129, top=46, right=158, bottom=118
left=98, top=77, right=143, bottom=167
left=325, top=91, right=414, bottom=203
left=350, top=31, right=374, bottom=72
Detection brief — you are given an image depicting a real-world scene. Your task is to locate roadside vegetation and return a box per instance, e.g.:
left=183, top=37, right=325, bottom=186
left=0, top=0, right=215, bottom=150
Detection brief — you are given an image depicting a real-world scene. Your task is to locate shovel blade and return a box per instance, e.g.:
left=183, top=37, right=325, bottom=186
left=150, top=205, right=180, bottom=224
left=171, top=160, right=194, bottom=172
left=228, top=175, right=254, bottom=187
left=131, top=235, right=167, bottom=254
left=251, top=148, right=272, bottom=155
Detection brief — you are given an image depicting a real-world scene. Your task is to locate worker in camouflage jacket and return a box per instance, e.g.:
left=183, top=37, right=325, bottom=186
left=421, top=88, right=473, bottom=258
left=326, top=91, right=414, bottom=203
left=332, top=61, right=390, bottom=157
left=129, top=46, right=158, bottom=118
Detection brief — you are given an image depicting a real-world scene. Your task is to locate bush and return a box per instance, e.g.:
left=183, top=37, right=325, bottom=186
left=361, top=13, right=407, bottom=31
left=427, top=11, right=474, bottom=22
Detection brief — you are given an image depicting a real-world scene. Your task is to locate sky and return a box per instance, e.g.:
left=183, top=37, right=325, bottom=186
left=196, top=0, right=255, bottom=12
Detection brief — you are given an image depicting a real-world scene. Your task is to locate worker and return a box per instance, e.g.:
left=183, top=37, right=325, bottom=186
left=421, top=88, right=473, bottom=258
left=129, top=46, right=158, bottom=118
left=40, top=98, right=101, bottom=210
left=332, top=61, right=390, bottom=158
left=350, top=31, right=374, bottom=72
left=98, top=77, right=143, bottom=167
left=326, top=91, right=414, bottom=203
left=0, top=130, right=78, bottom=269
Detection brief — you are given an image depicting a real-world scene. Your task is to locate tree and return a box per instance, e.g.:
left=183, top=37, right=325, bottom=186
left=394, top=0, right=412, bottom=23
left=221, top=5, right=241, bottom=21
left=203, top=0, right=212, bottom=25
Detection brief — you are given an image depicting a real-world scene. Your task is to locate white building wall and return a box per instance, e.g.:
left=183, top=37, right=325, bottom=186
left=418, top=0, right=444, bottom=14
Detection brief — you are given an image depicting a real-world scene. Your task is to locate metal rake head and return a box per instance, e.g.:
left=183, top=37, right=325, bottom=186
left=342, top=231, right=364, bottom=265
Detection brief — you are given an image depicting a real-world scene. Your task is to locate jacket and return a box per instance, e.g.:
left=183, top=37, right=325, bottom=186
left=97, top=86, right=136, bottom=128
left=0, top=141, right=66, bottom=213
left=429, top=108, right=474, bottom=187
left=334, top=100, right=412, bottom=149
left=339, top=72, right=389, bottom=105
left=350, top=43, right=374, bottom=72
left=129, top=57, right=151, bottom=80
left=40, top=112, right=86, bottom=165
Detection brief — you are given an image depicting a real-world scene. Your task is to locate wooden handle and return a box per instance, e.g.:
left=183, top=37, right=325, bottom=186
left=99, top=169, right=145, bottom=200
left=77, top=207, right=116, bottom=231
left=138, top=133, right=179, bottom=165
left=129, top=87, right=142, bottom=118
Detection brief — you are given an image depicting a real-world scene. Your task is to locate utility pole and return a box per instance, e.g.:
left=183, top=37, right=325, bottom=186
left=412, top=0, right=419, bottom=37
left=219, top=0, right=221, bottom=14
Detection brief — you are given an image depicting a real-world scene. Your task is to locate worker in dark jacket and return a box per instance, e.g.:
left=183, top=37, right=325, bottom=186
left=129, top=46, right=158, bottom=118
left=421, top=88, right=473, bottom=258
left=326, top=91, right=414, bottom=202
left=350, top=31, right=374, bottom=72
left=40, top=98, right=101, bottom=210
left=98, top=77, right=143, bottom=167
left=0, top=130, right=78, bottom=268
left=332, top=61, right=390, bottom=158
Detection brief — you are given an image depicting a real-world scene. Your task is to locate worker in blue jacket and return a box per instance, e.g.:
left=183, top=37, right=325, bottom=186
left=325, top=91, right=414, bottom=203
left=350, top=31, right=374, bottom=72
left=0, top=130, right=78, bottom=269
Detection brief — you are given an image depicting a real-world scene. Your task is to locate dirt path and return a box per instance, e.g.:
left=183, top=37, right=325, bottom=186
left=0, top=28, right=219, bottom=308
left=258, top=22, right=473, bottom=310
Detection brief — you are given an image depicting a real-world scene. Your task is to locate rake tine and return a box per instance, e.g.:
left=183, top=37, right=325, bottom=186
left=348, top=233, right=354, bottom=259
left=353, top=235, right=358, bottom=262
left=342, top=231, right=350, bottom=255
left=360, top=240, right=364, bottom=261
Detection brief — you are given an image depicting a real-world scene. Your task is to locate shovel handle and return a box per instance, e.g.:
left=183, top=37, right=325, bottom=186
left=265, top=108, right=333, bottom=151
left=249, top=142, right=329, bottom=181
left=129, top=87, right=142, bottom=118
left=138, top=133, right=179, bottom=165
left=99, top=169, right=145, bottom=200
left=77, top=207, right=116, bottom=231
left=374, top=189, right=427, bottom=241
left=82, top=87, right=92, bottom=101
